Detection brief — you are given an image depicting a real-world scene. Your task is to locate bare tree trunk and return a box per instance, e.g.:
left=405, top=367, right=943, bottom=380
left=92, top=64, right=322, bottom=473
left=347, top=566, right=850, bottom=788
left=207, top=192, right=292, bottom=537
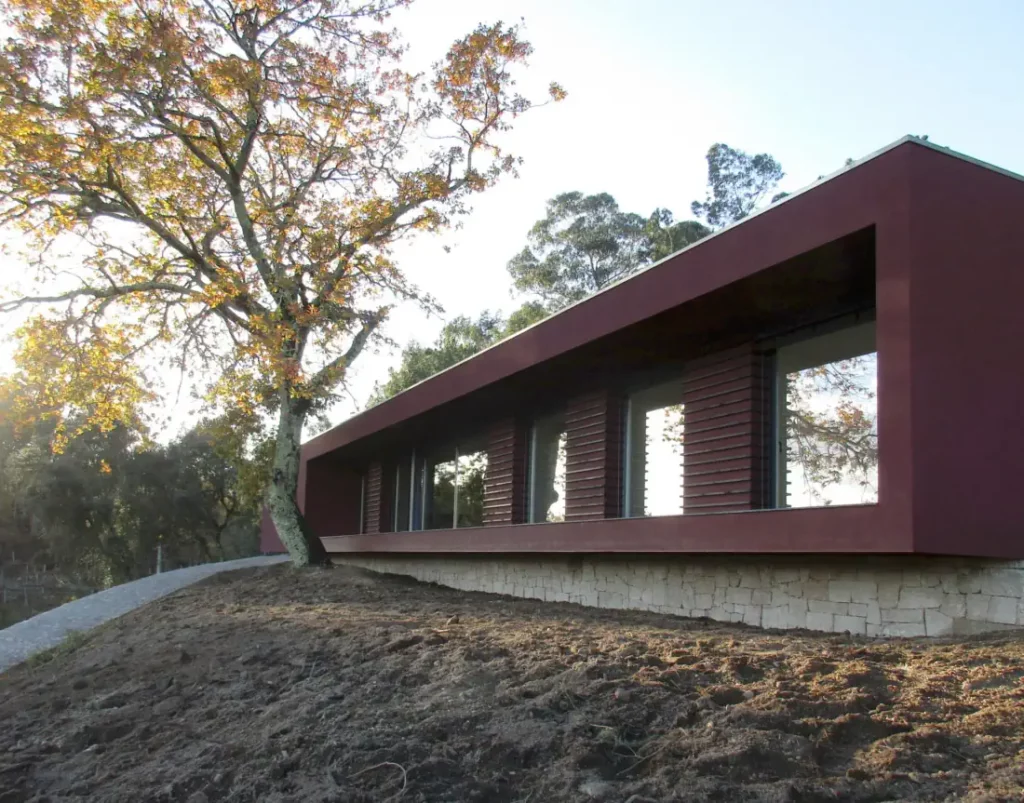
left=266, top=395, right=329, bottom=567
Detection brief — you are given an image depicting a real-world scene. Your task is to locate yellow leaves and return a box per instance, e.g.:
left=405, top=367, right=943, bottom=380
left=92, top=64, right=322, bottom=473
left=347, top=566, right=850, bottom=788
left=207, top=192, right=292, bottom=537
left=0, top=0, right=562, bottom=447
left=5, top=316, right=155, bottom=453
left=548, top=82, right=568, bottom=102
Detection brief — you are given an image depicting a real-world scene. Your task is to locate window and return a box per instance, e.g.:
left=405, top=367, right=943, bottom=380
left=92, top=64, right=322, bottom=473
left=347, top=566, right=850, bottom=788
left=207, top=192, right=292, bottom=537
left=419, top=441, right=489, bottom=530
left=529, top=413, right=567, bottom=523
left=455, top=447, right=487, bottom=528
left=775, top=319, right=877, bottom=508
left=426, top=451, right=457, bottom=530
left=625, top=378, right=685, bottom=517
left=392, top=457, right=412, bottom=532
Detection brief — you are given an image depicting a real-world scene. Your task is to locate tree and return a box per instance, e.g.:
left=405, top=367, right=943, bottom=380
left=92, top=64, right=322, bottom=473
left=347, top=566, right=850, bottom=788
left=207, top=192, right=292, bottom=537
left=507, top=192, right=708, bottom=309
left=644, top=209, right=711, bottom=262
left=691, top=143, right=785, bottom=229
left=0, top=0, right=563, bottom=565
left=369, top=303, right=547, bottom=404
left=1, top=399, right=266, bottom=587
left=507, top=192, right=653, bottom=307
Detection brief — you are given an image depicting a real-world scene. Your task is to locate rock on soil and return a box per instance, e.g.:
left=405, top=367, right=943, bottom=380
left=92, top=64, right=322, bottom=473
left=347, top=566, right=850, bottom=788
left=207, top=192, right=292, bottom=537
left=1, top=564, right=1024, bottom=802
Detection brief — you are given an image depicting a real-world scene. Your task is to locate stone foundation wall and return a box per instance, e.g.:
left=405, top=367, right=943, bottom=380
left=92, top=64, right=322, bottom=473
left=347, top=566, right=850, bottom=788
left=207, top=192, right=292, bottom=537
left=335, top=555, right=1024, bottom=638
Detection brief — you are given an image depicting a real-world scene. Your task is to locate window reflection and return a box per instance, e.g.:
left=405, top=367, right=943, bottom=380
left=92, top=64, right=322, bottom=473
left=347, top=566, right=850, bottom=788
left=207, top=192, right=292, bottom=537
left=426, top=454, right=456, bottom=530
left=626, top=380, right=685, bottom=517
left=392, top=458, right=411, bottom=532
left=776, top=321, right=878, bottom=508
left=530, top=414, right=566, bottom=523
left=456, top=449, right=488, bottom=528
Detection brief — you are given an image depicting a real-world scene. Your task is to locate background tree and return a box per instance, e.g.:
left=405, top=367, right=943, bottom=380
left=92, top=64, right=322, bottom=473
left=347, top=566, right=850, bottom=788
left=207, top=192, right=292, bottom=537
left=369, top=303, right=548, bottom=404
left=507, top=192, right=694, bottom=308
left=1, top=406, right=265, bottom=612
left=0, top=0, right=563, bottom=565
left=644, top=209, right=711, bottom=261
left=373, top=191, right=708, bottom=405
left=691, top=143, right=785, bottom=229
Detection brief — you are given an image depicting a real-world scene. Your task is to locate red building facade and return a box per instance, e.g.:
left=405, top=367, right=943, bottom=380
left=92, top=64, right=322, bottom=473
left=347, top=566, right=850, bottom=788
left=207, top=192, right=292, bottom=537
left=262, top=138, right=1024, bottom=563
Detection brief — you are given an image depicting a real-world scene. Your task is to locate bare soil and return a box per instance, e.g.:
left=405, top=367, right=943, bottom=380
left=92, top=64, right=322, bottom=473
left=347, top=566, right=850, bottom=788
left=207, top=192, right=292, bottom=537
left=2, top=564, right=1024, bottom=803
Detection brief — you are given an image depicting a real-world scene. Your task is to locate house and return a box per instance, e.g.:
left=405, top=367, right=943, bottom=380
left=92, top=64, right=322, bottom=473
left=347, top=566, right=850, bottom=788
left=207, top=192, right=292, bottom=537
left=262, top=137, right=1024, bottom=637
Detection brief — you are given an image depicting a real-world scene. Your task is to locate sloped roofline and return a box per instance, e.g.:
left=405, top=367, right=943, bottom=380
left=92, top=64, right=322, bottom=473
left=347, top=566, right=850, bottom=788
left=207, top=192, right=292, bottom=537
left=310, top=135, right=1023, bottom=449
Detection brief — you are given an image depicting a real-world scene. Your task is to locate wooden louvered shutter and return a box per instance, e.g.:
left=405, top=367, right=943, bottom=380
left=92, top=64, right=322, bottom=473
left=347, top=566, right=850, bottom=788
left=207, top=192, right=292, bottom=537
left=564, top=389, right=625, bottom=521
left=682, top=345, right=770, bottom=511
left=483, top=418, right=528, bottom=526
left=362, top=460, right=392, bottom=534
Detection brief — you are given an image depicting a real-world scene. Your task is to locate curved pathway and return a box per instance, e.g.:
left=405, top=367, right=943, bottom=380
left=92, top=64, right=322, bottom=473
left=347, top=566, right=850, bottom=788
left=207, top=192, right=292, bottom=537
left=0, top=554, right=289, bottom=673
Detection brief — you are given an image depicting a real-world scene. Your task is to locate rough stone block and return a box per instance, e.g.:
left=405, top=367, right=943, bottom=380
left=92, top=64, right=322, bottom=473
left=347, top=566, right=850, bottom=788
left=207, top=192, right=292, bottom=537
left=966, top=594, right=991, bottom=621
left=902, top=570, right=923, bottom=587
left=881, top=608, right=924, bottom=624
left=808, top=600, right=849, bottom=615
left=848, top=603, right=869, bottom=618
left=940, top=593, right=967, bottom=619
left=804, top=581, right=829, bottom=600
left=742, top=607, right=762, bottom=627
left=877, top=578, right=902, bottom=608
left=981, top=570, right=1024, bottom=599
left=761, top=606, right=787, bottom=630
left=925, top=609, right=954, bottom=636
left=751, top=590, right=772, bottom=606
left=958, top=573, right=982, bottom=595
left=806, top=612, right=834, bottom=632
left=834, top=615, right=867, bottom=635
left=726, top=587, right=753, bottom=606
left=694, top=593, right=713, bottom=610
left=988, top=596, right=1018, bottom=625
left=772, top=591, right=798, bottom=607
left=829, top=580, right=878, bottom=604
left=773, top=569, right=801, bottom=583
left=865, top=601, right=881, bottom=625
left=897, top=587, right=944, bottom=609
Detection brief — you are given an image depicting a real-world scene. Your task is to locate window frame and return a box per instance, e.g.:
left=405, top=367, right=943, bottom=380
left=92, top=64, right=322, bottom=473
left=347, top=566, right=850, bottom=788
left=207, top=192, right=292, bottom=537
left=622, top=375, right=687, bottom=519
left=768, top=310, right=878, bottom=509
left=527, top=410, right=567, bottom=524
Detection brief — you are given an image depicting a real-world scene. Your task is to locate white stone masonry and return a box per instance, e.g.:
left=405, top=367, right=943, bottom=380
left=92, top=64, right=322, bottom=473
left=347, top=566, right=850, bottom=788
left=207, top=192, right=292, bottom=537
left=336, top=555, right=1024, bottom=638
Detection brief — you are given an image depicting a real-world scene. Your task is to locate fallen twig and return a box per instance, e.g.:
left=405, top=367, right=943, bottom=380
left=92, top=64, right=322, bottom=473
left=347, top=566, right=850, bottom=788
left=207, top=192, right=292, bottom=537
left=349, top=761, right=408, bottom=801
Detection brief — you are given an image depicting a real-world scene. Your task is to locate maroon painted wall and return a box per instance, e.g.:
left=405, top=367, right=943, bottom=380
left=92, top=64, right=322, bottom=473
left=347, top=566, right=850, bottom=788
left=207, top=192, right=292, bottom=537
left=906, top=148, right=1024, bottom=557
left=262, top=140, right=1024, bottom=560
left=304, top=456, right=362, bottom=539
left=260, top=506, right=286, bottom=554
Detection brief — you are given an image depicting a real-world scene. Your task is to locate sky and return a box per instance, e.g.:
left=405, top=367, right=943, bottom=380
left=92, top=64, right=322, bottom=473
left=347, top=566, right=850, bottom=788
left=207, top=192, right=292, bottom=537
left=334, top=0, right=1024, bottom=421
left=2, top=0, right=1024, bottom=438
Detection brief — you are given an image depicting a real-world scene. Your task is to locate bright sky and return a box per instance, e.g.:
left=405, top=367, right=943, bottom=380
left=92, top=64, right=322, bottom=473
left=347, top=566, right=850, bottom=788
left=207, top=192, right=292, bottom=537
left=3, top=0, right=1023, bottom=439
left=338, top=0, right=1024, bottom=421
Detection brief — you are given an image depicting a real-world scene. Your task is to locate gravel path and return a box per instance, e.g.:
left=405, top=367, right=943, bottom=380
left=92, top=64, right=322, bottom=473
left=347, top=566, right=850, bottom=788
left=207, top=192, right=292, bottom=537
left=0, top=555, right=289, bottom=673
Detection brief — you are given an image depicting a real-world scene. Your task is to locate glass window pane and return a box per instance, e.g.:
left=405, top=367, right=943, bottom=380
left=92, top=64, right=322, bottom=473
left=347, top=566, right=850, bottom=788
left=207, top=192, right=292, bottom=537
left=627, top=380, right=685, bottom=517
left=393, top=458, right=411, bottom=532
left=456, top=449, right=488, bottom=528
left=777, top=321, right=878, bottom=508
left=530, top=415, right=567, bottom=523
left=425, top=455, right=456, bottom=530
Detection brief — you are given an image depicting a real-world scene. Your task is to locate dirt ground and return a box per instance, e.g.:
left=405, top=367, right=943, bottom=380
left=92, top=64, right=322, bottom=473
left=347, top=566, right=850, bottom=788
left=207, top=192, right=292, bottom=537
left=2, top=564, right=1024, bottom=803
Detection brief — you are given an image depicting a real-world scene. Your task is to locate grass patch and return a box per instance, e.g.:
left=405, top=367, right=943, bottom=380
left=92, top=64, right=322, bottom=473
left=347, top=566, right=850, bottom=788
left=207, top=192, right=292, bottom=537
left=26, top=630, right=89, bottom=668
